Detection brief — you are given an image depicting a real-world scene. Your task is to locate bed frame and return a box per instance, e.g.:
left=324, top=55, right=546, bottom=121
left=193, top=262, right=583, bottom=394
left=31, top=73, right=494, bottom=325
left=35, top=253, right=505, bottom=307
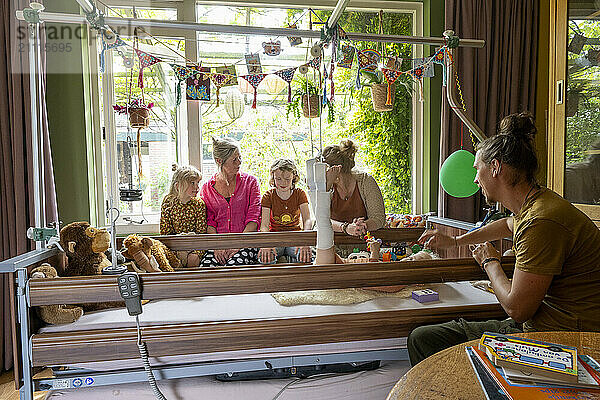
left=0, top=229, right=511, bottom=399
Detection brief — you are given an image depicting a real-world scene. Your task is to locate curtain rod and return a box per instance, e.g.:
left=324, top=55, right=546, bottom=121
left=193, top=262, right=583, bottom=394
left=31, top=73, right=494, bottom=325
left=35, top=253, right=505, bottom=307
left=15, top=10, right=486, bottom=48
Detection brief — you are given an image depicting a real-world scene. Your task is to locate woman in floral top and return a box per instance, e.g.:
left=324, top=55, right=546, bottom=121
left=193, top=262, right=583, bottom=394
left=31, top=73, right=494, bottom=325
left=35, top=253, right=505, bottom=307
left=160, top=164, right=207, bottom=267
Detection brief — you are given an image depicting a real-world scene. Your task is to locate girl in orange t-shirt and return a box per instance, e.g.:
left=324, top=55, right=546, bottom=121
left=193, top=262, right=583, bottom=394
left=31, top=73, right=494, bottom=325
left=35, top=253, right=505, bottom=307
left=259, top=159, right=312, bottom=263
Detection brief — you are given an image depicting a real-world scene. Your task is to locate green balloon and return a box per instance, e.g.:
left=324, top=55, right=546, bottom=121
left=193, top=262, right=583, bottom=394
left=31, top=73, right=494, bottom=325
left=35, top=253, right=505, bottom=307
left=440, top=150, right=480, bottom=198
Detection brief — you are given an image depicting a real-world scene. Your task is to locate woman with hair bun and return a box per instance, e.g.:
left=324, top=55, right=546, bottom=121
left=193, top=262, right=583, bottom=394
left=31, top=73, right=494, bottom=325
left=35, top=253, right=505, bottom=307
left=321, top=139, right=386, bottom=237
left=411, top=112, right=600, bottom=366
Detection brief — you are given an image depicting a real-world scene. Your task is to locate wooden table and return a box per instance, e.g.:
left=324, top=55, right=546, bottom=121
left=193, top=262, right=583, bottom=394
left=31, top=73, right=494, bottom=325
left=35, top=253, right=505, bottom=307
left=386, top=331, right=600, bottom=400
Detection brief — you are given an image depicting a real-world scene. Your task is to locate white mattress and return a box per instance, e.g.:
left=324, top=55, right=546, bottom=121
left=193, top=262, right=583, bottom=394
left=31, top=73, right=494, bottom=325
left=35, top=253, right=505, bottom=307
left=40, top=281, right=498, bottom=333
left=39, top=282, right=497, bottom=371
left=45, top=360, right=410, bottom=400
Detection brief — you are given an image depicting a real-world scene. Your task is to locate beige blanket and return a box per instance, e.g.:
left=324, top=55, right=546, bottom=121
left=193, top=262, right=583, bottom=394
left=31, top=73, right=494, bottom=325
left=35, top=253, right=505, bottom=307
left=272, top=284, right=429, bottom=306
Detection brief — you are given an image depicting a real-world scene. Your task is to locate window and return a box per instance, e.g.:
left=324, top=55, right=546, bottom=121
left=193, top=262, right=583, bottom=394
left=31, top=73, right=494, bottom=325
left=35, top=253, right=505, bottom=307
left=91, top=0, right=423, bottom=233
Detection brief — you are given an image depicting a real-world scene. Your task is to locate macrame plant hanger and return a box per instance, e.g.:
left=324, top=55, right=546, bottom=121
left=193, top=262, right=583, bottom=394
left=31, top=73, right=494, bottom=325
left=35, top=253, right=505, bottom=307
left=120, top=29, right=147, bottom=203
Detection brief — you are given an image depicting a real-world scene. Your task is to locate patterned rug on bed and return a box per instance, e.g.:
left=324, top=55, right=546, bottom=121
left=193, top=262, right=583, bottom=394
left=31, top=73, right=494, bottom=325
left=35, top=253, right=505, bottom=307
left=272, top=284, right=430, bottom=306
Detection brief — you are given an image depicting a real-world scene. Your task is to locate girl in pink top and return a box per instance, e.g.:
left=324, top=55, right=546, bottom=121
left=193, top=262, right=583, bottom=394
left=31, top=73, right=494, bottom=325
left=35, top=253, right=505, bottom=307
left=199, top=137, right=261, bottom=266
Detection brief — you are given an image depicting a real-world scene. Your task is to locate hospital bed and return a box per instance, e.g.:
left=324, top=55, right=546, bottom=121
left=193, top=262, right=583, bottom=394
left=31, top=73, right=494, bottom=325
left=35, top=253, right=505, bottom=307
left=0, top=228, right=512, bottom=399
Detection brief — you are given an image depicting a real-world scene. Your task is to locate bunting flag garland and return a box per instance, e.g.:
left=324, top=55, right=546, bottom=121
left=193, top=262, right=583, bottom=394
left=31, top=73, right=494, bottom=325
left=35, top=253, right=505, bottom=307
left=209, top=73, right=231, bottom=106
left=170, top=63, right=195, bottom=106
left=100, top=36, right=127, bottom=72
left=241, top=73, right=267, bottom=108
left=431, top=47, right=448, bottom=86
left=135, top=49, right=162, bottom=88
left=381, top=68, right=403, bottom=105
left=186, top=66, right=211, bottom=101
left=273, top=67, right=297, bottom=102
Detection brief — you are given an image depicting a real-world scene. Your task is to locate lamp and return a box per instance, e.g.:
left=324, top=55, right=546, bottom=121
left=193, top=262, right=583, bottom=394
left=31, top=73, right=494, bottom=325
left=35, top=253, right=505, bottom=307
left=262, top=74, right=287, bottom=95
left=224, top=90, right=245, bottom=120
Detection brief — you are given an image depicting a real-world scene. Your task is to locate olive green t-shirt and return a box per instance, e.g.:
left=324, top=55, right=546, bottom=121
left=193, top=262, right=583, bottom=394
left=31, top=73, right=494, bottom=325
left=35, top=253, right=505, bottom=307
left=513, top=188, right=600, bottom=332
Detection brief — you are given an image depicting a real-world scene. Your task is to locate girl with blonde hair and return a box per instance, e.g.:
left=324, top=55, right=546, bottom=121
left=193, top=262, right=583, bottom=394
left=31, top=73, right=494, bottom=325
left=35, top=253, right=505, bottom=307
left=160, top=164, right=207, bottom=267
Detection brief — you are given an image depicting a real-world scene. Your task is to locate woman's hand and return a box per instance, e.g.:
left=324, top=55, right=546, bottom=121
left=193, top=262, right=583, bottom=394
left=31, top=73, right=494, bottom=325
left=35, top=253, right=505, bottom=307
left=214, top=249, right=230, bottom=264
left=346, top=218, right=367, bottom=237
left=259, top=248, right=277, bottom=264
left=418, top=229, right=455, bottom=250
left=296, top=246, right=312, bottom=263
left=470, top=242, right=501, bottom=267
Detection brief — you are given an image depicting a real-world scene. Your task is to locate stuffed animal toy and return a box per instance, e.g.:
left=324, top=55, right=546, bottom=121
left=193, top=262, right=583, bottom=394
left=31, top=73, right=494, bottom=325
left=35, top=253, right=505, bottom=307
left=122, top=234, right=180, bottom=272
left=31, top=263, right=84, bottom=325
left=58, top=221, right=125, bottom=314
left=59, top=221, right=112, bottom=276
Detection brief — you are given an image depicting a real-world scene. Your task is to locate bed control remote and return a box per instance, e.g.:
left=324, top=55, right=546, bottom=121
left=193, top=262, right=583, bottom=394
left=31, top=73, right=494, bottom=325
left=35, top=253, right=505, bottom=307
left=118, top=272, right=143, bottom=316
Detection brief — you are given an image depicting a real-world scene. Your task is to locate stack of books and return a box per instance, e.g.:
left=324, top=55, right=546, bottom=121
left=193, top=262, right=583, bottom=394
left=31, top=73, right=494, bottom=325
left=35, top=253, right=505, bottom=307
left=466, top=332, right=600, bottom=400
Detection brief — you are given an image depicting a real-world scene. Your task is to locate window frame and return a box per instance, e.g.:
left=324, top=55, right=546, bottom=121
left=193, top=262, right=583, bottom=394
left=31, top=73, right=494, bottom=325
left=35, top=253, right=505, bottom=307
left=89, top=0, right=424, bottom=234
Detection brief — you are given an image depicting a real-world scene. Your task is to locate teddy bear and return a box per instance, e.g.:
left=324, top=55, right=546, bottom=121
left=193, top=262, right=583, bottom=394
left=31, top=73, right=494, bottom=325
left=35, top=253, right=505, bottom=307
left=59, top=221, right=112, bottom=276
left=58, top=221, right=125, bottom=313
left=31, top=263, right=84, bottom=325
left=122, top=234, right=180, bottom=272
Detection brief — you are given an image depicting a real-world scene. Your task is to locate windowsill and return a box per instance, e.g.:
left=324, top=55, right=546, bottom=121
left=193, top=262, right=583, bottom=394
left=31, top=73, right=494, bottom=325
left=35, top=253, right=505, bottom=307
left=114, top=214, right=160, bottom=236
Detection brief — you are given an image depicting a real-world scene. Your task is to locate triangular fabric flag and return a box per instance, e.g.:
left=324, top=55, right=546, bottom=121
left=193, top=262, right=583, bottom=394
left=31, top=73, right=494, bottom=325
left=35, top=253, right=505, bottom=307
left=307, top=56, right=322, bottom=69
left=382, top=68, right=403, bottom=105
left=135, top=49, right=162, bottom=88
left=100, top=36, right=127, bottom=73
left=273, top=67, right=297, bottom=103
left=355, top=49, right=381, bottom=89
left=209, top=73, right=232, bottom=106
left=407, top=67, right=425, bottom=102
left=186, top=66, right=210, bottom=101
left=431, top=47, right=448, bottom=86
left=241, top=73, right=267, bottom=108
left=413, top=58, right=434, bottom=78
left=214, top=65, right=237, bottom=87
left=170, top=64, right=195, bottom=106
left=337, top=43, right=355, bottom=69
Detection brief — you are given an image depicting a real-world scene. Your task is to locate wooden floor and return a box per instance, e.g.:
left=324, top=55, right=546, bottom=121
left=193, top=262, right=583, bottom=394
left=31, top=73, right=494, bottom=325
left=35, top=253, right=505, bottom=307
left=0, top=371, right=46, bottom=400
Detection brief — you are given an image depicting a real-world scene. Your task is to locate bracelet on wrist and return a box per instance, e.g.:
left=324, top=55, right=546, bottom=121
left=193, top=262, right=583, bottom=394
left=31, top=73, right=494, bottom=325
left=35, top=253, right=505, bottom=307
left=341, top=222, right=349, bottom=234
left=481, top=257, right=501, bottom=269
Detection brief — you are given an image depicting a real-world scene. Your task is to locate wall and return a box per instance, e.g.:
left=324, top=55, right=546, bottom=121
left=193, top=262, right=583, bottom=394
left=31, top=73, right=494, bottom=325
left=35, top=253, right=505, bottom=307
left=45, top=1, right=93, bottom=224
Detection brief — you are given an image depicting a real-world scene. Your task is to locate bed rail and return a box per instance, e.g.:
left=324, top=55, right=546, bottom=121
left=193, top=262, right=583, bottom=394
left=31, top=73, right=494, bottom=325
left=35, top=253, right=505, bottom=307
left=123, top=228, right=426, bottom=250
left=28, top=257, right=515, bottom=306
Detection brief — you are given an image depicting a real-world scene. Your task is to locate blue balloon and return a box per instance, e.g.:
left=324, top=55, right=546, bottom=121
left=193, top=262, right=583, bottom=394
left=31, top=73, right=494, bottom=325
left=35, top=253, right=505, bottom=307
left=439, top=150, right=480, bottom=198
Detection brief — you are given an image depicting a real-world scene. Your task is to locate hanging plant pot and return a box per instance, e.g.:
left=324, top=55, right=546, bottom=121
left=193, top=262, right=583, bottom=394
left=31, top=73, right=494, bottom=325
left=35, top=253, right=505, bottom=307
left=371, top=83, right=395, bottom=112
left=302, top=94, right=321, bottom=118
left=129, top=107, right=150, bottom=128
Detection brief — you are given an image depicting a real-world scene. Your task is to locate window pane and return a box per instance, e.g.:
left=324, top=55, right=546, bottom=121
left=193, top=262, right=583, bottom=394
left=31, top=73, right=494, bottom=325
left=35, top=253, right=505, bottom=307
left=195, top=5, right=414, bottom=213
left=564, top=4, right=600, bottom=205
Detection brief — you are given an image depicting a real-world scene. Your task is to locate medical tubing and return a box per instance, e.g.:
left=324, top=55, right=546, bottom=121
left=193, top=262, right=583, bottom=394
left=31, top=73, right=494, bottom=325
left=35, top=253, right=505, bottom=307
left=136, top=316, right=167, bottom=400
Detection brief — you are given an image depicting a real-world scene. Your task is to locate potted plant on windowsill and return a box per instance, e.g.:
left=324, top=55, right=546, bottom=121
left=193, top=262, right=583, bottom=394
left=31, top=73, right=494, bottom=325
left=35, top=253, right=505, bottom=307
left=113, top=98, right=154, bottom=128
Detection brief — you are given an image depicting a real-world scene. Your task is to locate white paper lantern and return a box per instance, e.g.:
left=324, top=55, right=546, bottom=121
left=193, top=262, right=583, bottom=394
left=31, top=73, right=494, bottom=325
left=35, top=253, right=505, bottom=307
left=262, top=74, right=287, bottom=95
left=224, top=90, right=245, bottom=120
left=238, top=77, right=254, bottom=94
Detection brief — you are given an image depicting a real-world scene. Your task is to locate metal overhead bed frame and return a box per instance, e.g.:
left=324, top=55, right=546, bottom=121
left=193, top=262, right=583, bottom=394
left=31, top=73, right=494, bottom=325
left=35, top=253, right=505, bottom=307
left=5, top=1, right=493, bottom=399
left=1, top=229, right=512, bottom=399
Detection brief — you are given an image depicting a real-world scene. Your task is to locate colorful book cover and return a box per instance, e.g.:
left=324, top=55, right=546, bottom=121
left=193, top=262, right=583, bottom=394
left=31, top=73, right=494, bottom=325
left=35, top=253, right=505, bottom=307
left=470, top=346, right=600, bottom=400
left=479, top=332, right=578, bottom=383
left=465, top=347, right=511, bottom=400
left=504, top=358, right=600, bottom=389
